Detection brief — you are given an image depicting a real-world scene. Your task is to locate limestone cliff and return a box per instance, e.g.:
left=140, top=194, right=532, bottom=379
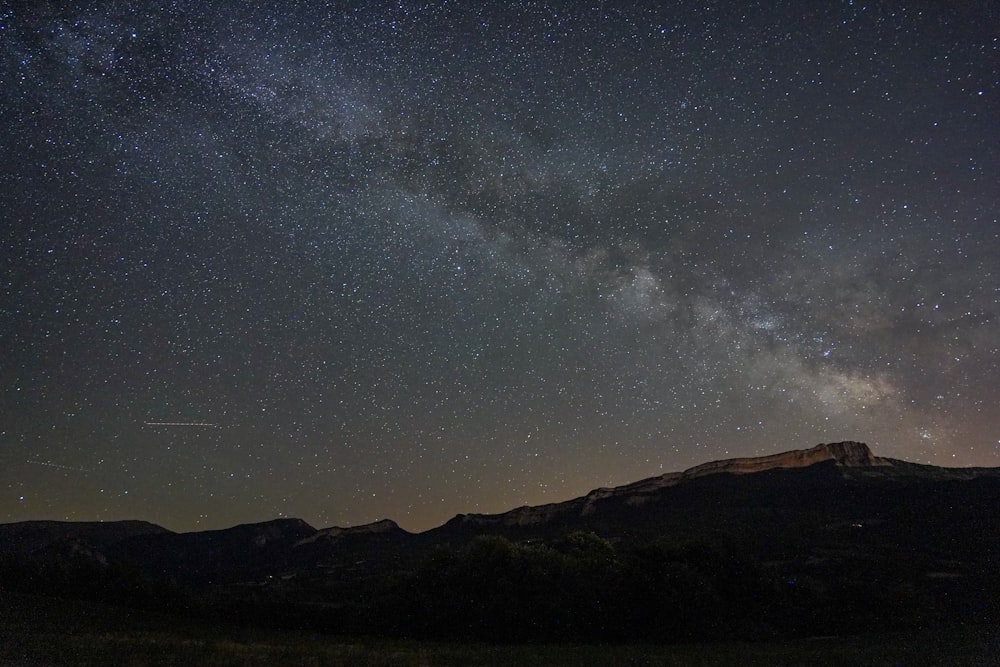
left=681, top=441, right=890, bottom=479
left=459, top=442, right=893, bottom=525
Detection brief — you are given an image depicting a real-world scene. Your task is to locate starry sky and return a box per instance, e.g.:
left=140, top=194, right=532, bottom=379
left=2, top=1, right=998, bottom=533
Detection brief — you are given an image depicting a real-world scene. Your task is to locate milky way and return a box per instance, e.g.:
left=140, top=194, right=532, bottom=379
left=2, top=2, right=998, bottom=531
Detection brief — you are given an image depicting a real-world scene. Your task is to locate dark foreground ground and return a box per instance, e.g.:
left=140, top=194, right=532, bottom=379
left=1, top=593, right=998, bottom=666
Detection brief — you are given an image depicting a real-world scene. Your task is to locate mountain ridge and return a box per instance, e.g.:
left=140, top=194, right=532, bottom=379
left=5, top=439, right=1000, bottom=643
left=445, top=441, right=900, bottom=529
left=3, top=442, right=998, bottom=540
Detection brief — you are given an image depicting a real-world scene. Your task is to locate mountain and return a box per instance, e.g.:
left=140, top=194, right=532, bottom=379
left=4, top=441, right=1000, bottom=642
left=297, top=518, right=410, bottom=545
left=0, top=519, right=170, bottom=557
left=109, top=518, right=317, bottom=585
left=436, top=441, right=904, bottom=532
left=6, top=441, right=999, bottom=562
left=680, top=439, right=890, bottom=474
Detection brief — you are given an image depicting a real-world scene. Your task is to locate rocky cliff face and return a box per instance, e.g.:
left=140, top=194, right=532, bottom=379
left=460, top=442, right=893, bottom=525
left=449, top=502, right=572, bottom=528
left=681, top=441, right=890, bottom=479
left=297, top=518, right=408, bottom=545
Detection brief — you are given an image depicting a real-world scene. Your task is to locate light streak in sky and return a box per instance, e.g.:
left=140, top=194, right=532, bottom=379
left=144, top=422, right=218, bottom=427
left=26, top=460, right=91, bottom=473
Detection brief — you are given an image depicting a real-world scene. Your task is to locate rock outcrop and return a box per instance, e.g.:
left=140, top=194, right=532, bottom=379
left=297, top=518, right=408, bottom=546
left=681, top=440, right=890, bottom=478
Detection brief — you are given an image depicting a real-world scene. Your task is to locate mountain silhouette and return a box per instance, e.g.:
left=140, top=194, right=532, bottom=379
left=4, top=441, right=1000, bottom=642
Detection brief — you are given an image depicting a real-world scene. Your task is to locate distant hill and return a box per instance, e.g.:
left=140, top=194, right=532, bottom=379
left=4, top=441, right=1000, bottom=642
left=0, top=519, right=170, bottom=556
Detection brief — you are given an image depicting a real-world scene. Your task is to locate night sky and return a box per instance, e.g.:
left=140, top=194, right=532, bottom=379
left=2, top=1, right=998, bottom=533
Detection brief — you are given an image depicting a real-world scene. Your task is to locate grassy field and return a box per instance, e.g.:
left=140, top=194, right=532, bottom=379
left=2, top=593, right=998, bottom=666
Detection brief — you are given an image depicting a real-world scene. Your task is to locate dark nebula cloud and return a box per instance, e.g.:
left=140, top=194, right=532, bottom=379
left=2, top=1, right=998, bottom=531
